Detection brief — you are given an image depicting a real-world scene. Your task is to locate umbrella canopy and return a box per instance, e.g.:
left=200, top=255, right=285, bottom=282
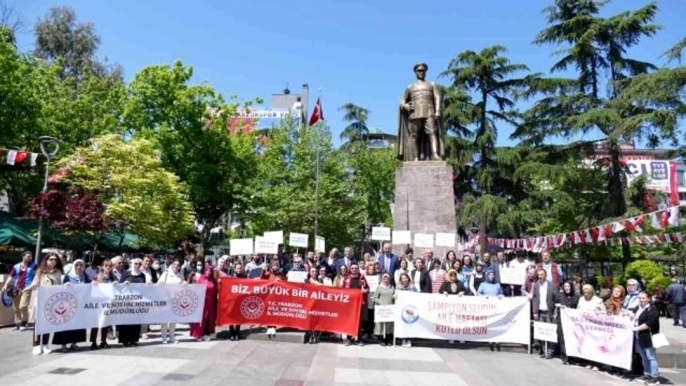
left=0, top=214, right=37, bottom=247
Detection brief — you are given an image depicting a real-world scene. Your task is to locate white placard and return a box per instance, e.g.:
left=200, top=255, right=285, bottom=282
left=263, top=231, right=284, bottom=244
left=371, top=227, right=391, bottom=241
left=392, top=230, right=411, bottom=245
left=255, top=236, right=279, bottom=254
left=533, top=321, right=558, bottom=343
left=414, top=233, right=434, bottom=248
left=315, top=236, right=326, bottom=253
left=287, top=271, right=308, bottom=283
left=36, top=284, right=206, bottom=334
left=366, top=275, right=379, bottom=292
left=435, top=232, right=455, bottom=247
left=374, top=305, right=396, bottom=323
left=498, top=266, right=527, bottom=285
left=289, top=232, right=309, bottom=248
left=230, top=238, right=254, bottom=256
left=394, top=291, right=530, bottom=344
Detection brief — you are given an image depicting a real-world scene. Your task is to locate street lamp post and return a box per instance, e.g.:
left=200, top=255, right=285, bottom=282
left=34, top=136, right=60, bottom=264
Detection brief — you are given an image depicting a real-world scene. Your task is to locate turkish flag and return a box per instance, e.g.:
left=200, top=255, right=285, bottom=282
left=15, top=151, right=28, bottom=163
left=309, top=97, right=324, bottom=126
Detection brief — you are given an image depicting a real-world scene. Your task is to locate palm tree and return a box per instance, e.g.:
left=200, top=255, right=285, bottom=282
left=442, top=45, right=532, bottom=253
left=339, top=103, right=370, bottom=152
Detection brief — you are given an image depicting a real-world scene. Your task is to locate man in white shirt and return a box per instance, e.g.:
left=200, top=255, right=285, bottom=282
left=509, top=250, right=532, bottom=296
left=532, top=269, right=557, bottom=359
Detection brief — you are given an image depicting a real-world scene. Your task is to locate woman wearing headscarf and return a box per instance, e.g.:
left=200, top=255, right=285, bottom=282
left=23, top=253, right=63, bottom=355
left=477, top=271, right=503, bottom=297
left=226, top=262, right=247, bottom=341
left=605, top=285, right=627, bottom=316
left=440, top=269, right=466, bottom=295
left=576, top=284, right=605, bottom=370
left=190, top=265, right=217, bottom=342
left=468, top=262, right=485, bottom=296
left=373, top=273, right=395, bottom=346
left=118, top=258, right=146, bottom=347
left=90, top=258, right=115, bottom=350
left=158, top=259, right=184, bottom=344
left=53, top=259, right=89, bottom=352
left=554, top=281, right=579, bottom=365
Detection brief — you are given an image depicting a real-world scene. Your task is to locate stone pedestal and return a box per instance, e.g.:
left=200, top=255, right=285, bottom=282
left=392, top=161, right=456, bottom=258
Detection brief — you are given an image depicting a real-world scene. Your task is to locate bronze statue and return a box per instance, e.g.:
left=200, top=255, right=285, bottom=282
left=397, top=63, right=444, bottom=161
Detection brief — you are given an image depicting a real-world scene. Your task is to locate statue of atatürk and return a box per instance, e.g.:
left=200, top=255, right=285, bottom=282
left=397, top=63, right=444, bottom=161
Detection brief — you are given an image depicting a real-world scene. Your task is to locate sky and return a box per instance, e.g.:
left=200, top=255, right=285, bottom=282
left=8, top=0, right=686, bottom=147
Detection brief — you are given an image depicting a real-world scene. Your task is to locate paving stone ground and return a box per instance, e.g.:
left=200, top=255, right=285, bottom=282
left=1, top=326, right=685, bottom=386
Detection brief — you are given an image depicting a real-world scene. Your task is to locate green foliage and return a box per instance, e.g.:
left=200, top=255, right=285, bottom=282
left=625, top=260, right=662, bottom=283
left=647, top=275, right=672, bottom=294
left=347, top=142, right=400, bottom=225
left=59, top=134, right=194, bottom=246
left=339, top=103, right=370, bottom=152
left=245, top=118, right=365, bottom=250
left=123, top=61, right=257, bottom=254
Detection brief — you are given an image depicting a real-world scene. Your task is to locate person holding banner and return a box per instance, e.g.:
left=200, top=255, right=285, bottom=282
left=469, top=262, right=486, bottom=296
left=333, top=265, right=349, bottom=288
left=554, top=281, right=579, bottom=365
left=343, top=263, right=369, bottom=346
left=409, top=258, right=432, bottom=294
left=532, top=269, right=556, bottom=359
left=158, top=259, right=184, bottom=344
left=225, top=262, right=246, bottom=341
left=373, top=274, right=395, bottom=346
left=429, top=260, right=446, bottom=294
left=396, top=273, right=416, bottom=348
left=53, top=259, right=90, bottom=352
left=24, top=253, right=63, bottom=355
left=630, top=292, right=661, bottom=385
left=440, top=269, right=466, bottom=295
left=190, top=265, right=217, bottom=342
left=305, top=266, right=325, bottom=344
left=363, top=262, right=380, bottom=340
left=118, top=258, right=147, bottom=347
left=90, top=258, right=116, bottom=350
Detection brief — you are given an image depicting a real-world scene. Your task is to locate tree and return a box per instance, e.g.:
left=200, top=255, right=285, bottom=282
left=441, top=45, right=532, bottom=252
left=515, top=0, right=677, bottom=266
left=34, top=6, right=121, bottom=80
left=339, top=103, right=370, bottom=152
left=246, top=117, right=365, bottom=249
left=54, top=134, right=194, bottom=247
left=124, top=61, right=257, bottom=255
left=347, top=142, right=400, bottom=226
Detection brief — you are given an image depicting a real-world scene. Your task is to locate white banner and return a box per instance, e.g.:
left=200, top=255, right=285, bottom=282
left=533, top=321, right=558, bottom=343
left=414, top=233, right=434, bottom=248
left=560, top=308, right=633, bottom=370
left=394, top=291, right=530, bottom=344
left=230, top=238, right=254, bottom=256
left=315, top=236, right=326, bottom=253
left=392, top=230, right=411, bottom=245
left=375, top=305, right=396, bottom=323
left=234, top=109, right=295, bottom=119
left=286, top=271, right=308, bottom=283
left=371, top=227, right=391, bottom=241
left=255, top=236, right=279, bottom=254
left=626, top=160, right=670, bottom=192
left=499, top=266, right=526, bottom=285
left=435, top=233, right=455, bottom=247
left=289, top=232, right=309, bottom=248
left=263, top=230, right=284, bottom=244
left=36, top=284, right=206, bottom=334
left=366, top=275, right=379, bottom=293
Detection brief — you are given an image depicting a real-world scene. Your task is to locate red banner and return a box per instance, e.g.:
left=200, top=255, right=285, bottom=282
left=217, top=279, right=363, bottom=336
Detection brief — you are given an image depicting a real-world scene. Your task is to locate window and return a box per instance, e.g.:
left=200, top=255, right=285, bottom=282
left=679, top=192, right=686, bottom=201
left=679, top=170, right=686, bottom=187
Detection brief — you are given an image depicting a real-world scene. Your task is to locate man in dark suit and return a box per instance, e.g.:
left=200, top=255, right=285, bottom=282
left=377, top=243, right=399, bottom=280
left=532, top=269, right=557, bottom=359
left=408, top=257, right=432, bottom=293
left=333, top=247, right=357, bottom=274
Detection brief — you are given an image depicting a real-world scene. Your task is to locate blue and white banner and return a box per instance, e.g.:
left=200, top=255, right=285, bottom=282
left=393, top=291, right=530, bottom=344
left=36, top=283, right=206, bottom=334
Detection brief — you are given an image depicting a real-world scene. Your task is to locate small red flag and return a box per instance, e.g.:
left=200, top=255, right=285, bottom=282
left=309, top=97, right=324, bottom=126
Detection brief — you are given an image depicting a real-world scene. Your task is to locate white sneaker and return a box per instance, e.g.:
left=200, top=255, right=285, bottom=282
left=202, top=335, right=210, bottom=342
left=19, top=326, right=26, bottom=331
left=43, top=346, right=52, bottom=354
left=162, top=339, right=168, bottom=344
left=32, top=346, right=42, bottom=355
left=169, top=338, right=178, bottom=344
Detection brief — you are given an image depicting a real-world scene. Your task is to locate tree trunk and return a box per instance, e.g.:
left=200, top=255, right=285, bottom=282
left=198, top=217, right=218, bottom=259
left=607, top=139, right=631, bottom=268
left=479, top=216, right=487, bottom=257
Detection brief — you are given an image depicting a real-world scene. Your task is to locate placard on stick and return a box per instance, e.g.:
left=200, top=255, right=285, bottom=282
left=230, top=238, right=254, bottom=256
left=392, top=230, right=411, bottom=245
left=414, top=233, right=434, bottom=248
left=289, top=233, right=308, bottom=248
left=371, top=227, right=391, bottom=241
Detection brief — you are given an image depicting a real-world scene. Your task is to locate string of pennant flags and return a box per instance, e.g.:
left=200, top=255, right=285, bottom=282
left=487, top=204, right=684, bottom=253
left=0, top=148, right=40, bottom=167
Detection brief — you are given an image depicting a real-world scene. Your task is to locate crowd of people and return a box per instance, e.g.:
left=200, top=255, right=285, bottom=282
left=1, top=244, right=670, bottom=384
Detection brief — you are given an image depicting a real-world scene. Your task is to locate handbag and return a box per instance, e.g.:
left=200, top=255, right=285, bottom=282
left=651, top=333, right=669, bottom=348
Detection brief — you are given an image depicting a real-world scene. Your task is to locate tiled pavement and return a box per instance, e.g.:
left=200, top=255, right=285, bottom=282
left=1, top=327, right=686, bottom=386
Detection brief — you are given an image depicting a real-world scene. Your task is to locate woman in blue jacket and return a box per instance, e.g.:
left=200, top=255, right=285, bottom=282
left=477, top=271, right=503, bottom=297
